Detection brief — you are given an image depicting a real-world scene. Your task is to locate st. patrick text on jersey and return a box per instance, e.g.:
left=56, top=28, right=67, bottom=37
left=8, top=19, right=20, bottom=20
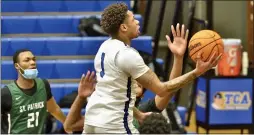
left=19, top=101, right=45, bottom=113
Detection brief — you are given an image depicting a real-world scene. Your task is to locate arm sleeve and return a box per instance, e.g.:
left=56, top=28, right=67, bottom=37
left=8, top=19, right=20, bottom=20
left=42, top=79, right=53, bottom=101
left=138, top=98, right=162, bottom=113
left=1, top=87, right=12, bottom=114
left=115, top=48, right=150, bottom=79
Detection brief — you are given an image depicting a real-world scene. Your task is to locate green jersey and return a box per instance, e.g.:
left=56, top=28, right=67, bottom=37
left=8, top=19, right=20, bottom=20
left=133, top=117, right=140, bottom=129
left=7, top=78, right=48, bottom=134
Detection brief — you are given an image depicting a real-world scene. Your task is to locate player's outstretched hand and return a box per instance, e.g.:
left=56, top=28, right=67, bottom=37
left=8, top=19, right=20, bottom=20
left=78, top=70, right=96, bottom=99
left=166, top=23, right=189, bottom=58
left=194, top=52, right=222, bottom=76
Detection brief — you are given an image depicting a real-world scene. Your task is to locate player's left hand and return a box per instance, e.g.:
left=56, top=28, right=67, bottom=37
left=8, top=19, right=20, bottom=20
left=166, top=23, right=189, bottom=58
left=78, top=70, right=96, bottom=99
left=194, top=52, right=222, bottom=76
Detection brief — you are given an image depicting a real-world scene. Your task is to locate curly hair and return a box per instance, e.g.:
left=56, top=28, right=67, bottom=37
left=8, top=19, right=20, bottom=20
left=139, top=113, right=172, bottom=134
left=100, top=3, right=128, bottom=36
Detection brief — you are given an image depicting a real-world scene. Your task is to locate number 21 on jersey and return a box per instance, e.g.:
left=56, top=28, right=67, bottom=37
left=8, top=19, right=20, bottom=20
left=100, top=52, right=105, bottom=78
left=27, top=112, right=39, bottom=128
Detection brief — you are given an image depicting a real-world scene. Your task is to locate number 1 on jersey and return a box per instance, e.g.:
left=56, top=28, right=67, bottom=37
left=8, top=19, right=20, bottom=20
left=100, top=52, right=105, bottom=78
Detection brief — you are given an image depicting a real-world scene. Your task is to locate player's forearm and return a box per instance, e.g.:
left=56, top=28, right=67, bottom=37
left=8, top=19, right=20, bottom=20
left=47, top=97, right=66, bottom=123
left=169, top=56, right=183, bottom=79
left=133, top=107, right=142, bottom=120
left=49, top=106, right=66, bottom=124
left=64, top=95, right=86, bottom=132
left=137, top=69, right=197, bottom=97
left=155, top=56, right=183, bottom=110
left=155, top=93, right=176, bottom=110
left=163, top=69, right=197, bottom=93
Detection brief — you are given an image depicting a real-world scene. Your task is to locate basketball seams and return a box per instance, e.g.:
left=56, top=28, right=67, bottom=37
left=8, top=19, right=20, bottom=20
left=189, top=30, right=224, bottom=63
left=190, top=43, right=218, bottom=62
left=207, top=30, right=223, bottom=53
left=206, top=31, right=219, bottom=62
left=204, top=44, right=218, bottom=62
left=189, top=34, right=216, bottom=46
left=207, top=30, right=223, bottom=62
left=189, top=38, right=222, bottom=57
left=189, top=31, right=217, bottom=56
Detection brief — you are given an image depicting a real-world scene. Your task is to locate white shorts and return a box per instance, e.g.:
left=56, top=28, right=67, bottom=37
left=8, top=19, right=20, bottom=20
left=83, top=124, right=139, bottom=134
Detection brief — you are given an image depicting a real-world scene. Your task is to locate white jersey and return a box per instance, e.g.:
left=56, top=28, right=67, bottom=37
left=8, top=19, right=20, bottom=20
left=84, top=38, right=149, bottom=133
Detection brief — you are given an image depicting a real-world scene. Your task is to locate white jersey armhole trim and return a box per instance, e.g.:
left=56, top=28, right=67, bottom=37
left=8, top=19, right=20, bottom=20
left=8, top=113, right=11, bottom=134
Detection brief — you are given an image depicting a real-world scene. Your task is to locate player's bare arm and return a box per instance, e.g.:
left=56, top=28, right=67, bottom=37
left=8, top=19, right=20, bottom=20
left=64, top=71, right=95, bottom=132
left=64, top=96, right=86, bottom=132
left=47, top=97, right=66, bottom=123
left=133, top=107, right=152, bottom=124
left=137, top=50, right=222, bottom=97
left=155, top=23, right=188, bottom=110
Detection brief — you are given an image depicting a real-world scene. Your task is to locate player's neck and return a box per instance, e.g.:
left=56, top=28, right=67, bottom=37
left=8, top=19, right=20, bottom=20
left=16, top=76, right=35, bottom=89
left=112, top=34, right=131, bottom=46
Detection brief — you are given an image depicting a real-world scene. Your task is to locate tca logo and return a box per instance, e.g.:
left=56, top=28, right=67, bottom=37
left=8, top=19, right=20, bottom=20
left=224, top=92, right=251, bottom=106
left=212, top=91, right=252, bottom=110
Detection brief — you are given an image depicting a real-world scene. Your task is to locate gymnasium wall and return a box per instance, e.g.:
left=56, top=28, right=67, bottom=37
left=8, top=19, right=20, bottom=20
left=144, top=1, right=248, bottom=52
left=213, top=1, right=247, bottom=51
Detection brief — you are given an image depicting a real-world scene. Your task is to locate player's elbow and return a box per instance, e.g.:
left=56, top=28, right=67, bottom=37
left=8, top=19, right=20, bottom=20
left=63, top=122, right=72, bottom=133
left=63, top=123, right=70, bottom=130
left=156, top=91, right=165, bottom=97
left=155, top=83, right=169, bottom=97
left=64, top=116, right=84, bottom=132
left=155, top=94, right=174, bottom=111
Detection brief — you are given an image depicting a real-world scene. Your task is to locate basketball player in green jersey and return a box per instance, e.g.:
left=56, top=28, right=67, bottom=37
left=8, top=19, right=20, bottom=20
left=1, top=49, right=67, bottom=134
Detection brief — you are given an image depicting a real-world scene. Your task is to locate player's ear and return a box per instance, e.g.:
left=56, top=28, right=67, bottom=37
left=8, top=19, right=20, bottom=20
left=120, top=24, right=128, bottom=32
left=14, top=63, right=20, bottom=70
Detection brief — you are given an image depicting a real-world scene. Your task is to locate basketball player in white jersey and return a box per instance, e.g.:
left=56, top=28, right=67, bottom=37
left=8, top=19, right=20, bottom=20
left=83, top=3, right=222, bottom=134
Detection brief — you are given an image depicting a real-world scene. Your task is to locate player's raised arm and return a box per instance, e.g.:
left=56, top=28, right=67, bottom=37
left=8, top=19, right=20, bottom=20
left=64, top=71, right=96, bottom=132
left=154, top=23, right=188, bottom=110
left=137, top=52, right=222, bottom=97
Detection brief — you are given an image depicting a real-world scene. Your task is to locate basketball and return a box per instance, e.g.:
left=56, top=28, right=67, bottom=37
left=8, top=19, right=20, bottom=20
left=188, top=30, right=224, bottom=63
